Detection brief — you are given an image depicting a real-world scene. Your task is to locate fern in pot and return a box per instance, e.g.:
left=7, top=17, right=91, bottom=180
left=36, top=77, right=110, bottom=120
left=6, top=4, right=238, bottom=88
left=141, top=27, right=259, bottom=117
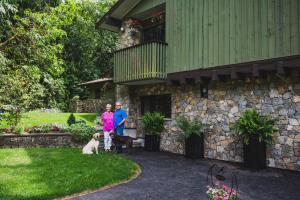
left=176, top=116, right=206, bottom=159
left=141, top=112, right=165, bottom=151
left=230, top=109, right=277, bottom=169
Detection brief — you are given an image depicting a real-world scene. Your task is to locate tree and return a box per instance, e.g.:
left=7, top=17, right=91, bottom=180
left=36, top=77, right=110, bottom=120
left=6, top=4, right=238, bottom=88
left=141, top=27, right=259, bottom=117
left=0, top=1, right=77, bottom=128
left=62, top=0, right=117, bottom=104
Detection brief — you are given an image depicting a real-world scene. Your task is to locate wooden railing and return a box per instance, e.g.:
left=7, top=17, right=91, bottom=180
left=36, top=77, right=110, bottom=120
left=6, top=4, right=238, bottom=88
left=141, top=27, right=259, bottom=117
left=113, top=41, right=167, bottom=83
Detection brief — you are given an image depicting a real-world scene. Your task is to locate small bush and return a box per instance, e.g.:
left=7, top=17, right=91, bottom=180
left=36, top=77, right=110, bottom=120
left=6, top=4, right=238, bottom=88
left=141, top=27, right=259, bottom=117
left=67, top=113, right=76, bottom=126
left=58, top=126, right=70, bottom=133
left=141, top=112, right=165, bottom=135
left=230, top=109, right=277, bottom=145
left=75, top=119, right=86, bottom=124
left=69, top=123, right=96, bottom=142
left=13, top=126, right=24, bottom=135
left=176, top=116, right=206, bottom=138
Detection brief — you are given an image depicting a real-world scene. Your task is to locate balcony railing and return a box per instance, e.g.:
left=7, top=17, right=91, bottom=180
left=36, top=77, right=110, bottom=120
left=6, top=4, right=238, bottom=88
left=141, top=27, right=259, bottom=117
left=113, top=41, right=167, bottom=83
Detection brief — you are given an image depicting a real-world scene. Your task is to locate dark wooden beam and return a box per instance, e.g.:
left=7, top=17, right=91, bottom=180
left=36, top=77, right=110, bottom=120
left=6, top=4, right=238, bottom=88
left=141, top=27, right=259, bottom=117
left=231, top=67, right=238, bottom=79
left=252, top=64, right=260, bottom=77
left=212, top=70, right=219, bottom=81
left=276, top=61, right=285, bottom=75
left=104, top=16, right=122, bottom=27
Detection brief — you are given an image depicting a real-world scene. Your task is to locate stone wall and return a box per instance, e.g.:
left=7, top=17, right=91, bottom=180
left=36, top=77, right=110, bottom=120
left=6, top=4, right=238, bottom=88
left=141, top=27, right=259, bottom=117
left=124, top=76, right=300, bottom=171
left=0, top=133, right=83, bottom=148
left=117, top=19, right=142, bottom=50
left=70, top=98, right=114, bottom=113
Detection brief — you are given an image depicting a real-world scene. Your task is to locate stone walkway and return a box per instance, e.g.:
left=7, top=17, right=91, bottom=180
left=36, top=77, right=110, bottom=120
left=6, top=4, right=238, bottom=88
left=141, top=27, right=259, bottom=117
left=71, top=150, right=300, bottom=200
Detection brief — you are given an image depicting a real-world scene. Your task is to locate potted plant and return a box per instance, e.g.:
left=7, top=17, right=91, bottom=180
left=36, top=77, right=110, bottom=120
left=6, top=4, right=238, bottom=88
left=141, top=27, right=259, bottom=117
left=141, top=112, right=164, bottom=151
left=176, top=116, right=206, bottom=159
left=230, top=109, right=277, bottom=169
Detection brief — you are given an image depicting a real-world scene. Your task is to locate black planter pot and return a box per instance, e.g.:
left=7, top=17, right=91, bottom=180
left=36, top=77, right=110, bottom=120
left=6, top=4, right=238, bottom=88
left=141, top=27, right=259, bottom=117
left=243, top=135, right=266, bottom=169
left=185, top=134, right=204, bottom=159
left=144, top=134, right=160, bottom=151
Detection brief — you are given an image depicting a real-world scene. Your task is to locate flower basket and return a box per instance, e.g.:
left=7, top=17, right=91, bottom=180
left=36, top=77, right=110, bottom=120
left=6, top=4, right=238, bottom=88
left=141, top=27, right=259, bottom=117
left=207, top=183, right=237, bottom=200
left=206, top=164, right=238, bottom=200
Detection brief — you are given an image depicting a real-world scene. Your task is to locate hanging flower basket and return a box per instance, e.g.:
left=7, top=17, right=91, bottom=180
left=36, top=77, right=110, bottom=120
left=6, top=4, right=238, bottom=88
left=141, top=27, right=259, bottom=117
left=206, top=164, right=238, bottom=200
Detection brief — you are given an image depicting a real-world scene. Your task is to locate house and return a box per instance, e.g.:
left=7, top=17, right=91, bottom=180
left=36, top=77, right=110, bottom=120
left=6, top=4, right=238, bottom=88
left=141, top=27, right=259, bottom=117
left=70, top=78, right=115, bottom=113
left=97, top=0, right=300, bottom=171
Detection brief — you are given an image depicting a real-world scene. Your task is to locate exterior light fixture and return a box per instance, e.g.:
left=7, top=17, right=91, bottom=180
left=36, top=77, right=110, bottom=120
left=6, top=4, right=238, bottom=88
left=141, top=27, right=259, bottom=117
left=201, top=84, right=208, bottom=98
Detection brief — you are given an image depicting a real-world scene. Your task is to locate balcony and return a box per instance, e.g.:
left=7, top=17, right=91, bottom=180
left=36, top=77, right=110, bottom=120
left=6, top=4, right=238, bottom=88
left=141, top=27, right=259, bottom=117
left=113, top=41, right=167, bottom=84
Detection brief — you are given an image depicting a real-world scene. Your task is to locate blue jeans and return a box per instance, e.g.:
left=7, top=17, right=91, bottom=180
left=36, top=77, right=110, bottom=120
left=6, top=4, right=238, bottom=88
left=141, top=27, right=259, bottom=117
left=115, top=127, right=124, bottom=136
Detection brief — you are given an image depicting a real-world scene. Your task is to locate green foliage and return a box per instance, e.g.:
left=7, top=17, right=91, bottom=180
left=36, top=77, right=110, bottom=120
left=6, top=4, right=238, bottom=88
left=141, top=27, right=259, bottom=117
left=141, top=112, right=165, bottom=136
left=62, top=0, right=117, bottom=104
left=176, top=116, right=206, bottom=138
left=67, top=113, right=76, bottom=126
left=230, top=109, right=277, bottom=145
left=69, top=123, right=96, bottom=142
left=13, top=125, right=24, bottom=135
left=0, top=0, right=117, bottom=117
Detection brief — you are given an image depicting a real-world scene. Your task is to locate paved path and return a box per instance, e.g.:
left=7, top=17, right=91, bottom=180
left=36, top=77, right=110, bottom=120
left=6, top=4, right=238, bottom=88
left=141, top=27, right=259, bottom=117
left=72, top=150, right=300, bottom=200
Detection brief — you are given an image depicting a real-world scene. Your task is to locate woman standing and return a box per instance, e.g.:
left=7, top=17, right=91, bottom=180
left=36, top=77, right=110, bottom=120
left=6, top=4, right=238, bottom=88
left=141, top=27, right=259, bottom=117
left=100, top=104, right=114, bottom=151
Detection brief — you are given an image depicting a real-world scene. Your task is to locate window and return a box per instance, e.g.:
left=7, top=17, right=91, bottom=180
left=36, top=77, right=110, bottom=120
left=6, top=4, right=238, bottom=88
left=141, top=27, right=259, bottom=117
left=140, top=94, right=171, bottom=118
left=95, top=88, right=101, bottom=99
left=142, top=23, right=165, bottom=43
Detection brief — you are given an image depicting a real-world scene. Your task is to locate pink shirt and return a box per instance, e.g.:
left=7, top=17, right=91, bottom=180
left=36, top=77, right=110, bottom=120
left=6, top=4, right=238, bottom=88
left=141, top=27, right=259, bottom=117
left=101, top=111, right=114, bottom=132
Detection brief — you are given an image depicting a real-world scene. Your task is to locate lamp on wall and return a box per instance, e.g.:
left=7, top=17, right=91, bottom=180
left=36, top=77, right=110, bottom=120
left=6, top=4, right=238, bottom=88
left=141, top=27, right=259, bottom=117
left=200, top=84, right=208, bottom=98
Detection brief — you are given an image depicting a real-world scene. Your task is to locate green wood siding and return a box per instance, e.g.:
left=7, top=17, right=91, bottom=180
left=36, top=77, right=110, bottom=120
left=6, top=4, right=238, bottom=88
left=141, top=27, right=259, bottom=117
left=114, top=42, right=167, bottom=83
left=166, top=0, right=300, bottom=74
left=127, top=0, right=166, bottom=17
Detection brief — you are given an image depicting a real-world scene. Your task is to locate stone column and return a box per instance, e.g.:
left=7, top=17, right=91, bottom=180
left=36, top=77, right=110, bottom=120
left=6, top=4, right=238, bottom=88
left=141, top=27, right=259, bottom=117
left=116, top=18, right=142, bottom=50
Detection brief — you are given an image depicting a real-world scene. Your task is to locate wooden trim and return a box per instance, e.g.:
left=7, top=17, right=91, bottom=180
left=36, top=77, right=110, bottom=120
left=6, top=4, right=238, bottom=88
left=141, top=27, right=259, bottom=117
left=167, top=55, right=300, bottom=85
left=115, top=41, right=167, bottom=53
left=96, top=0, right=127, bottom=29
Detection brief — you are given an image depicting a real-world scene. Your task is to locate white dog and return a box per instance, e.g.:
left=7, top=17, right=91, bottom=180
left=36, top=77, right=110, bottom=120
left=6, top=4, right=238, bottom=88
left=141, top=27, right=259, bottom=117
left=82, top=133, right=101, bottom=154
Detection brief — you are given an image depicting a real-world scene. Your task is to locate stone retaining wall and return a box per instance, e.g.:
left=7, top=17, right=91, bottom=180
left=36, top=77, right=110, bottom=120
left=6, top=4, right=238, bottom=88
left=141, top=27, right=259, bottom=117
left=0, top=133, right=83, bottom=148
left=116, top=76, right=300, bottom=171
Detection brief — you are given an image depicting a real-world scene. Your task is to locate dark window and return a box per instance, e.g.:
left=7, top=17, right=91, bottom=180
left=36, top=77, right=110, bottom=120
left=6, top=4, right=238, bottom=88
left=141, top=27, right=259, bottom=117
left=140, top=94, right=171, bottom=118
left=142, top=23, right=165, bottom=43
left=95, top=88, right=101, bottom=99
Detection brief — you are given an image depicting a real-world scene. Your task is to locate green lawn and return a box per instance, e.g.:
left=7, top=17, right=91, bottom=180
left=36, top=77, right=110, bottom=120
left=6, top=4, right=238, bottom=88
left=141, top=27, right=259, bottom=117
left=0, top=148, right=138, bottom=200
left=0, top=112, right=98, bottom=128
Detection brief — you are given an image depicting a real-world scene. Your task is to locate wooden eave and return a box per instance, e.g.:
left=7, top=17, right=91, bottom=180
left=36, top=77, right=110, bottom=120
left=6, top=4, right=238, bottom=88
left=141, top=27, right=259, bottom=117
left=167, top=55, right=300, bottom=85
left=96, top=0, right=142, bottom=32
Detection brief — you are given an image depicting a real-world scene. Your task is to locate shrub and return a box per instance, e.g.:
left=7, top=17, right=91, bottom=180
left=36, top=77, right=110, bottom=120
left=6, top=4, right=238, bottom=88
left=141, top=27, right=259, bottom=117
left=69, top=123, right=96, bottom=142
left=27, top=124, right=51, bottom=133
left=230, top=109, right=277, bottom=145
left=58, top=126, right=70, bottom=133
left=13, top=126, right=24, bottom=135
left=75, top=119, right=86, bottom=124
left=141, top=112, right=165, bottom=135
left=176, top=116, right=206, bottom=138
left=67, top=113, right=76, bottom=126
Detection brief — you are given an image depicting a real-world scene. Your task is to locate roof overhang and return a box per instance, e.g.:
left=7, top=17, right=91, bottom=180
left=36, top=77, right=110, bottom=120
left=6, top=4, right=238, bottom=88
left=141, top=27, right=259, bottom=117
left=78, top=78, right=113, bottom=86
left=96, top=0, right=142, bottom=32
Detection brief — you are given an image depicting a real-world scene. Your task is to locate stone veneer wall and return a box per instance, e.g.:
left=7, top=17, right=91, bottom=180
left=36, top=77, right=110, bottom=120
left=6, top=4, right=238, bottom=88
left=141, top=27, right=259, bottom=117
left=117, top=76, right=300, bottom=171
left=0, top=133, right=83, bottom=148
left=70, top=97, right=114, bottom=113
left=117, top=19, right=141, bottom=50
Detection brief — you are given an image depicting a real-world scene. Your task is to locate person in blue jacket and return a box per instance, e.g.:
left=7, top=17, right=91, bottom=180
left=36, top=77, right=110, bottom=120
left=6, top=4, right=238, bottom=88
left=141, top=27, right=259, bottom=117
left=113, top=101, right=127, bottom=152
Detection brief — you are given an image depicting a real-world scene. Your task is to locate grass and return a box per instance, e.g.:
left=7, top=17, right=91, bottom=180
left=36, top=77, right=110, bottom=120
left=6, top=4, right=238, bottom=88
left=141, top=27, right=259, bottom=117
left=0, top=148, right=138, bottom=200
left=0, top=111, right=98, bottom=128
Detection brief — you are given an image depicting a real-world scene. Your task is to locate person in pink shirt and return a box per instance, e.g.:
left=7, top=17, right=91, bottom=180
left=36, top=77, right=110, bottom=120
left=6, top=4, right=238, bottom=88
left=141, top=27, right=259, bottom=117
left=100, top=104, right=114, bottom=151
